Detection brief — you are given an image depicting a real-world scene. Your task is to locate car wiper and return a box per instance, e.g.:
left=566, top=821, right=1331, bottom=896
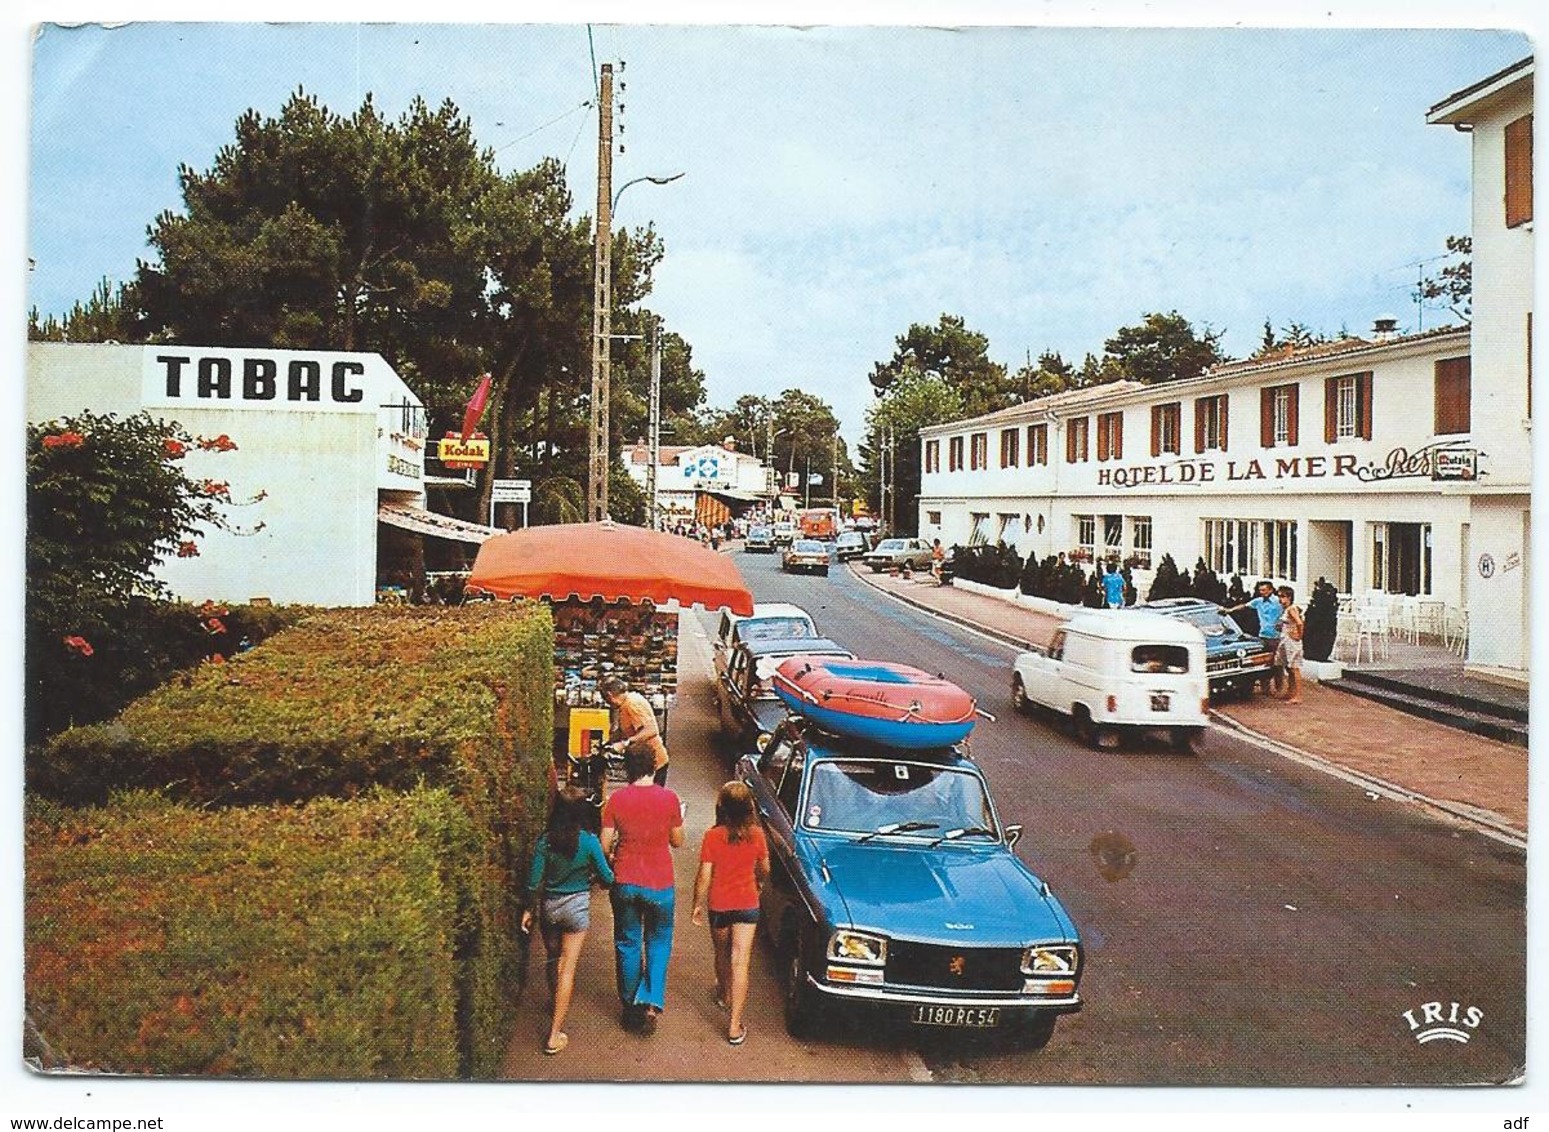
left=856, top=820, right=939, bottom=843
left=928, top=825, right=997, bottom=847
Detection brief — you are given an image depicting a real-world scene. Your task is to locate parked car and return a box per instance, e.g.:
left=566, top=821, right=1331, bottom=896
left=834, top=530, right=871, bottom=561
left=1134, top=597, right=1277, bottom=699
left=1010, top=610, right=1210, bottom=751
left=738, top=719, right=1084, bottom=1046
left=772, top=521, right=797, bottom=547
left=745, top=525, right=776, bottom=553
left=713, top=602, right=819, bottom=682
left=862, top=537, right=935, bottom=573
left=715, top=637, right=856, bottom=748
left=783, top=539, right=831, bottom=576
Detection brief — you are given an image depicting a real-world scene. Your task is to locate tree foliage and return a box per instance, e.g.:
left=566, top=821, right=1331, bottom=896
left=1095, top=310, right=1226, bottom=384
left=1414, top=234, right=1472, bottom=323
left=862, top=364, right=964, bottom=531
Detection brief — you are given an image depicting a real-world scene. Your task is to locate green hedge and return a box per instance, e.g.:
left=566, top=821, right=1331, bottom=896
left=25, top=789, right=468, bottom=1078
left=28, top=604, right=556, bottom=1078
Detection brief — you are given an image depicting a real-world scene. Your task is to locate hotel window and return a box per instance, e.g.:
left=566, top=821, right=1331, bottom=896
left=1260, top=384, right=1299, bottom=447
left=924, top=439, right=941, bottom=473
left=1096, top=411, right=1124, bottom=461
left=1028, top=423, right=1049, bottom=465
left=1151, top=402, right=1181, bottom=456
left=997, top=513, right=1021, bottom=545
left=1203, top=518, right=1298, bottom=581
left=1434, top=356, right=1471, bottom=435
left=1066, top=416, right=1090, bottom=463
left=1324, top=372, right=1373, bottom=441
left=1505, top=113, right=1533, bottom=229
left=1102, top=514, right=1123, bottom=556
left=969, top=432, right=988, bottom=471
left=1131, top=516, right=1152, bottom=569
left=926, top=510, right=942, bottom=526
left=1194, top=394, right=1229, bottom=452
left=968, top=511, right=993, bottom=546
left=1075, top=514, right=1096, bottom=558
left=948, top=436, right=964, bottom=471
left=999, top=427, right=1020, bottom=468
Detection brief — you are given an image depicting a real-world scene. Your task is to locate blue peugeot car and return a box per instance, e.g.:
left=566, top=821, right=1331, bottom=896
left=737, top=719, right=1084, bottom=1047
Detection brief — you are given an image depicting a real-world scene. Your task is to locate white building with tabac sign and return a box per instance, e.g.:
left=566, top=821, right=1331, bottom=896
left=27, top=342, right=498, bottom=607
left=917, top=56, right=1533, bottom=675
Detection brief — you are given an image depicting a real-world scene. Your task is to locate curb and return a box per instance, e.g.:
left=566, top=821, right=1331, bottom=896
left=849, top=562, right=1527, bottom=849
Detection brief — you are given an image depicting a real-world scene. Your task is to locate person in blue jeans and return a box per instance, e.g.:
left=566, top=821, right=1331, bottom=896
left=1101, top=562, right=1127, bottom=609
left=1224, top=579, right=1285, bottom=692
left=601, top=745, right=685, bottom=1035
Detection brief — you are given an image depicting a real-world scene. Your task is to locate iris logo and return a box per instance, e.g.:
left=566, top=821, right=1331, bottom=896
left=1402, top=1000, right=1484, bottom=1044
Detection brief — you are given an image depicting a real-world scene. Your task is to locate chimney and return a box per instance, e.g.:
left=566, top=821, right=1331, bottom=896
left=1371, top=315, right=1400, bottom=341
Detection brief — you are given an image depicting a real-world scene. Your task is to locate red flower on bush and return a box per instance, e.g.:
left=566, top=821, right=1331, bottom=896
left=62, top=635, right=94, bottom=657
left=163, top=438, right=187, bottom=459
left=198, top=480, right=232, bottom=499
left=177, top=541, right=200, bottom=558
left=42, top=431, right=85, bottom=449
left=197, top=434, right=238, bottom=452
left=204, top=618, right=227, bottom=635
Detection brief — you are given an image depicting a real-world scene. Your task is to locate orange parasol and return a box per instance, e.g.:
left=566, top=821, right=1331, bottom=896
left=467, top=520, right=754, bottom=614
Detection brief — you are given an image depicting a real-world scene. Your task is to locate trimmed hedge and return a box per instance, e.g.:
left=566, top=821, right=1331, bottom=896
left=28, top=604, right=555, bottom=1078
left=25, top=788, right=468, bottom=1078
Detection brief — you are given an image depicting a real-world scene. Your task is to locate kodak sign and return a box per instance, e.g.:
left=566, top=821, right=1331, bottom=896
left=439, top=433, right=490, bottom=469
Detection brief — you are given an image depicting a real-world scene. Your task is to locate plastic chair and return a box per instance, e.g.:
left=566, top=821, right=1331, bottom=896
left=1445, top=608, right=1470, bottom=656
left=1409, top=599, right=1446, bottom=644
left=1353, top=609, right=1389, bottom=663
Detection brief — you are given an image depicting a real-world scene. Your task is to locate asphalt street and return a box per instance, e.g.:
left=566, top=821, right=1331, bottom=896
left=504, top=548, right=1525, bottom=1086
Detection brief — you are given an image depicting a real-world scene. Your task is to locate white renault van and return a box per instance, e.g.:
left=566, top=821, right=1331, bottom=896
left=1010, top=610, right=1210, bottom=751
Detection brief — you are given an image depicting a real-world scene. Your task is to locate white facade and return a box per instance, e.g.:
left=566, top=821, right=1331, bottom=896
left=28, top=343, right=429, bottom=607
left=623, top=441, right=773, bottom=519
left=916, top=61, right=1534, bottom=674
left=1426, top=57, right=1534, bottom=671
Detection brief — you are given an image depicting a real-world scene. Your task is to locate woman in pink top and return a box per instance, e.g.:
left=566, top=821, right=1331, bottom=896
left=600, top=744, right=684, bottom=1035
left=692, top=781, right=769, bottom=1046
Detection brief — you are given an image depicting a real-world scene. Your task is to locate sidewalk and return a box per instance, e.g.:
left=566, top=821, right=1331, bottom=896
left=500, top=615, right=921, bottom=1082
left=851, top=565, right=1527, bottom=840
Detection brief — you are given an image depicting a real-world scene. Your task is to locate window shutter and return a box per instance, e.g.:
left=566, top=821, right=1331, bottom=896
left=1505, top=113, right=1534, bottom=229
left=1260, top=387, right=1274, bottom=447
left=1287, top=385, right=1299, bottom=446
left=1096, top=416, right=1109, bottom=462
left=1194, top=399, right=1206, bottom=453
left=1324, top=377, right=1338, bottom=443
left=1150, top=406, right=1161, bottom=456
left=1357, top=373, right=1373, bottom=440
left=1113, top=413, right=1123, bottom=460
left=1066, top=422, right=1077, bottom=463
left=1434, top=356, right=1471, bottom=435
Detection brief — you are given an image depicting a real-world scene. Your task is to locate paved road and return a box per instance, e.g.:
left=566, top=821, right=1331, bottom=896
left=717, top=550, right=1525, bottom=1087
left=503, top=549, right=1524, bottom=1086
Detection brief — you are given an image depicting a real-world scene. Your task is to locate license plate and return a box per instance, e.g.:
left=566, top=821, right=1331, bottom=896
left=910, top=1005, right=1001, bottom=1028
left=1150, top=692, right=1171, bottom=712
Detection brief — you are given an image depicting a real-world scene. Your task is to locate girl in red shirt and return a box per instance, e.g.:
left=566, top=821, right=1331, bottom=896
left=691, top=781, right=770, bottom=1046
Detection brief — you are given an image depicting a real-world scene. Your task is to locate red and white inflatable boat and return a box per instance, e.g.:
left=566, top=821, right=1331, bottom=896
left=771, top=657, right=978, bottom=748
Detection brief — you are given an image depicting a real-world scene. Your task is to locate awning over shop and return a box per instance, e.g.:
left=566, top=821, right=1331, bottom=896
left=378, top=499, right=503, bottom=544
left=467, top=519, right=754, bottom=613
left=708, top=487, right=764, bottom=503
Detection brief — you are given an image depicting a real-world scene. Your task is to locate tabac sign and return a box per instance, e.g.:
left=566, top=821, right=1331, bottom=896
left=142, top=347, right=384, bottom=413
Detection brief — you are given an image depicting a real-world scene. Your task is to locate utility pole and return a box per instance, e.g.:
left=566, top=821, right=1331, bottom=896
left=804, top=453, right=811, bottom=508
left=647, top=320, right=662, bottom=529
left=830, top=429, right=839, bottom=509
left=587, top=63, right=615, bottom=522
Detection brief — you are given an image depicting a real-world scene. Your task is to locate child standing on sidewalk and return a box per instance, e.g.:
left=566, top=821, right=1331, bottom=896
left=691, top=781, right=770, bottom=1046
left=1276, top=586, right=1306, bottom=705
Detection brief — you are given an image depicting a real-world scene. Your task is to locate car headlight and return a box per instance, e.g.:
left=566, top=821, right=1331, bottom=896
left=828, top=929, right=888, bottom=966
left=1021, top=944, right=1079, bottom=976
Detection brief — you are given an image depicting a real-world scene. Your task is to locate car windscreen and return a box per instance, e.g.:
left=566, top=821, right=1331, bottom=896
left=791, top=541, right=826, bottom=553
left=1167, top=608, right=1230, bottom=636
left=801, top=760, right=995, bottom=836
left=875, top=539, right=906, bottom=551
left=1131, top=644, right=1190, bottom=673
left=738, top=616, right=816, bottom=642
left=749, top=527, right=772, bottom=538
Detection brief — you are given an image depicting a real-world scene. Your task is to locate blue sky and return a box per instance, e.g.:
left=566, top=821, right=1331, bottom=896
left=21, top=18, right=1532, bottom=446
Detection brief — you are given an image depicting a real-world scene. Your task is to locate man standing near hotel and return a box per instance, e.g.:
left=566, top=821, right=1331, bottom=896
left=1102, top=562, right=1126, bottom=609
left=1224, top=580, right=1284, bottom=693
